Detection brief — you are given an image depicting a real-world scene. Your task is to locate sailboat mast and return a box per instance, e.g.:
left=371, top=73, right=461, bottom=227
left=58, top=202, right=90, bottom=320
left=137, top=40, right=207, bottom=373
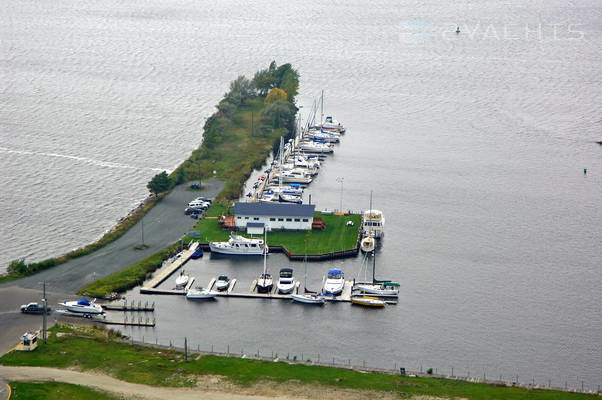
left=279, top=136, right=283, bottom=191
left=372, top=250, right=376, bottom=284
left=320, top=90, right=324, bottom=125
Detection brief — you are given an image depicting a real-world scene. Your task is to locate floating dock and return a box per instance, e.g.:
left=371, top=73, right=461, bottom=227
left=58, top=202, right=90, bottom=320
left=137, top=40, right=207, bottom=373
left=206, top=277, right=353, bottom=302
left=140, top=243, right=198, bottom=295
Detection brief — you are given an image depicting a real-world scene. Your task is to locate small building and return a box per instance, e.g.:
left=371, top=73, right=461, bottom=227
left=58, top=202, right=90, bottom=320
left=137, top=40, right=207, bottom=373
left=234, top=202, right=315, bottom=231
left=246, top=222, right=265, bottom=235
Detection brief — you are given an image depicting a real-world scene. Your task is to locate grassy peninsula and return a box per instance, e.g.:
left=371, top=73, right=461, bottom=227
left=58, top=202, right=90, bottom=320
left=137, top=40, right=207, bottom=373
left=192, top=204, right=361, bottom=254
left=77, top=62, right=300, bottom=298
left=0, top=324, right=594, bottom=400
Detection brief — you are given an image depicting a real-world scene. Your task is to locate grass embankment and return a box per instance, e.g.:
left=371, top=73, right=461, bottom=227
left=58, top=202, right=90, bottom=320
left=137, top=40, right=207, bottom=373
left=0, top=324, right=593, bottom=400
left=79, top=242, right=181, bottom=298
left=8, top=381, right=122, bottom=400
left=0, top=194, right=166, bottom=285
left=193, top=205, right=361, bottom=254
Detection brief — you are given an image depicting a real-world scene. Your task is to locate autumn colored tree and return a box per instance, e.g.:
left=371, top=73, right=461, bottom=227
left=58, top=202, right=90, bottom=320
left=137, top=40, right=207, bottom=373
left=264, top=88, right=288, bottom=105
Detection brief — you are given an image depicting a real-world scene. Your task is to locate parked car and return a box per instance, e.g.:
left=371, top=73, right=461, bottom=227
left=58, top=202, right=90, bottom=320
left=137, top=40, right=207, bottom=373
left=194, top=197, right=212, bottom=204
left=20, top=302, right=51, bottom=314
left=185, top=207, right=204, bottom=215
left=190, top=183, right=201, bottom=190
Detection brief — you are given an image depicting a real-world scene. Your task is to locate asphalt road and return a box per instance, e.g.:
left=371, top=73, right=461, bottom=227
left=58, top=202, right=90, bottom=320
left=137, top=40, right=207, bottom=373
left=0, top=181, right=223, bottom=294
left=0, top=181, right=222, bottom=357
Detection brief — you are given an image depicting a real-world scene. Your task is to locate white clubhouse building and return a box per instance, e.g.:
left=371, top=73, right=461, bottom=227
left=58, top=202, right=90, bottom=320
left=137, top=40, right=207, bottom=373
left=234, top=202, right=315, bottom=233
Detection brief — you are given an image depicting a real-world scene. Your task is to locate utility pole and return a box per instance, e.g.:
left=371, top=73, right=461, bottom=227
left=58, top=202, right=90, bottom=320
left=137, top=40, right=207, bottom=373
left=42, top=281, right=47, bottom=344
left=251, top=111, right=254, bottom=136
left=141, top=217, right=145, bottom=247
left=336, top=177, right=344, bottom=212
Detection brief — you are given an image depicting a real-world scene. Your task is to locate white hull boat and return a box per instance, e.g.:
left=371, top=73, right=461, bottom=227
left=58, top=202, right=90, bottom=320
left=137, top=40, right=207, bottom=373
left=209, top=233, right=267, bottom=255
left=215, top=275, right=230, bottom=291
left=175, top=270, right=189, bottom=288
left=360, top=235, right=376, bottom=253
left=299, top=141, right=333, bottom=154
left=323, top=269, right=345, bottom=295
left=280, top=171, right=312, bottom=184
left=354, top=283, right=399, bottom=296
left=292, top=293, right=326, bottom=304
left=362, top=209, right=385, bottom=239
left=277, top=268, right=295, bottom=294
left=58, top=299, right=103, bottom=315
left=186, top=287, right=217, bottom=299
left=257, top=273, right=273, bottom=293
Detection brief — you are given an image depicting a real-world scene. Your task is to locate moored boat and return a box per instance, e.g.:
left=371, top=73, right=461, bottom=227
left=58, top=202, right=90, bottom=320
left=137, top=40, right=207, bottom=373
left=360, top=235, right=376, bottom=253
left=191, top=246, right=203, bottom=259
left=175, top=270, right=189, bottom=288
left=351, top=295, right=385, bottom=307
left=362, top=209, right=385, bottom=239
left=215, top=275, right=230, bottom=291
left=277, top=268, right=295, bottom=294
left=256, top=232, right=273, bottom=293
left=186, top=286, right=217, bottom=300
left=209, top=232, right=267, bottom=256
left=291, top=293, right=325, bottom=304
left=323, top=269, right=345, bottom=295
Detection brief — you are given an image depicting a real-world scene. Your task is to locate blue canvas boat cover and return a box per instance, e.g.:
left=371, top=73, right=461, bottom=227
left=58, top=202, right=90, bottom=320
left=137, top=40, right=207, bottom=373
left=77, top=299, right=90, bottom=306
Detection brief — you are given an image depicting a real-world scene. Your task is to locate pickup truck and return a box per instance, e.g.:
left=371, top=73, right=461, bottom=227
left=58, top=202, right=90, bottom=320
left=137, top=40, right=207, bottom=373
left=20, top=302, right=51, bottom=314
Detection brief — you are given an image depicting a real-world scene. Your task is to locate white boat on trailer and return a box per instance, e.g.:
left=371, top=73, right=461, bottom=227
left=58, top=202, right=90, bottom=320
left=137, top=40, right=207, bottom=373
left=209, top=232, right=267, bottom=256
left=58, top=298, right=103, bottom=315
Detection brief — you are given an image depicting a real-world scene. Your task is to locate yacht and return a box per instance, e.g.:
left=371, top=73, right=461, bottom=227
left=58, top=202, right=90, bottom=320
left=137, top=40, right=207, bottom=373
left=209, top=232, right=267, bottom=255
left=280, top=170, right=312, bottom=184
left=313, top=116, right=345, bottom=134
left=215, top=275, right=230, bottom=291
left=58, top=298, right=103, bottom=315
left=360, top=234, right=376, bottom=253
left=323, top=269, right=345, bottom=296
left=277, top=268, right=295, bottom=294
left=354, top=282, right=399, bottom=296
left=306, top=130, right=340, bottom=143
left=362, top=209, right=385, bottom=239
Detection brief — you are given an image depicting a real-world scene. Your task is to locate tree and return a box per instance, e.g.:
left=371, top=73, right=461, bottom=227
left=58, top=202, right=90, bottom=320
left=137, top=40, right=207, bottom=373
left=265, top=88, right=287, bottom=105
left=262, top=100, right=295, bottom=128
left=280, top=69, right=299, bottom=103
left=8, top=258, right=27, bottom=274
left=252, top=69, right=277, bottom=96
left=147, top=171, right=172, bottom=196
left=226, top=75, right=254, bottom=105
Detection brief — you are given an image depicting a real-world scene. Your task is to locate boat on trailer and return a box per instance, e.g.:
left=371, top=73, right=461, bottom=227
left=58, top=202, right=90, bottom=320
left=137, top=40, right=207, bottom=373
left=58, top=298, right=103, bottom=315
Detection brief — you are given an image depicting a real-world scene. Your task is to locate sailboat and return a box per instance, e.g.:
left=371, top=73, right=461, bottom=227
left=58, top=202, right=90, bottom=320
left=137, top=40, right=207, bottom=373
left=291, top=250, right=326, bottom=304
left=353, top=252, right=399, bottom=297
left=256, top=231, right=273, bottom=293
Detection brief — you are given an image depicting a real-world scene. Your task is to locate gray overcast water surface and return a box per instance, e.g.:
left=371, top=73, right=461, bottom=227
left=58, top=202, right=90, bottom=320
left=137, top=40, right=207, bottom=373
left=1, top=0, right=601, bottom=390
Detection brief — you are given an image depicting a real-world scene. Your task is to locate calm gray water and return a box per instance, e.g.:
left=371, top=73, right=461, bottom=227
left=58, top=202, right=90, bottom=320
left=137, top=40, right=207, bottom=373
left=2, top=0, right=601, bottom=390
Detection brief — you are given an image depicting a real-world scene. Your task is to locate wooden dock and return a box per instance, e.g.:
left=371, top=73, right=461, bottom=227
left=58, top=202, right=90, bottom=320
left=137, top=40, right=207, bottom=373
left=140, top=243, right=198, bottom=294
left=207, top=277, right=353, bottom=302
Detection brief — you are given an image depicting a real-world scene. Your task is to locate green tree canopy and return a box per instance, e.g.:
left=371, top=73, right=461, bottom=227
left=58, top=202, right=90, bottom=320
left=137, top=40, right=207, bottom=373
left=280, top=69, right=299, bottom=103
left=262, top=100, right=295, bottom=129
left=225, top=75, right=255, bottom=105
left=147, top=171, right=172, bottom=196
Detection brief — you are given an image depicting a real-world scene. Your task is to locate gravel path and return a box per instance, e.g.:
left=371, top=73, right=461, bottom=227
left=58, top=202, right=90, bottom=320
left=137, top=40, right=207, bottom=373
left=0, top=366, right=301, bottom=400
left=0, top=181, right=223, bottom=294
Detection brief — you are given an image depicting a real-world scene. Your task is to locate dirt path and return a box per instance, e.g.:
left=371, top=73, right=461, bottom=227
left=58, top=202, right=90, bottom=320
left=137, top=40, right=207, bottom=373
left=0, top=366, right=299, bottom=400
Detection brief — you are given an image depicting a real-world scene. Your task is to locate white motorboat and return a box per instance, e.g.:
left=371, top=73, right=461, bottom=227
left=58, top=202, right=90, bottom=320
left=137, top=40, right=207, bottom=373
left=186, top=286, right=217, bottom=299
left=280, top=170, right=313, bottom=184
left=323, top=269, right=345, bottom=295
left=291, top=293, right=326, bottom=305
left=278, top=193, right=302, bottom=204
left=58, top=298, right=103, bottom=315
left=277, top=268, right=295, bottom=294
left=298, top=141, right=333, bottom=154
left=175, top=270, right=189, bottom=288
left=306, top=130, right=340, bottom=143
left=362, top=209, right=385, bottom=239
left=209, top=232, right=267, bottom=255
left=215, top=275, right=230, bottom=291
left=360, top=235, right=376, bottom=253
left=256, top=232, right=273, bottom=293
left=265, top=184, right=304, bottom=196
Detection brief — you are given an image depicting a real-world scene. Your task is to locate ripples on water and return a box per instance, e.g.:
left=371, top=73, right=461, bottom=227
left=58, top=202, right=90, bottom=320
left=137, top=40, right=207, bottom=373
left=1, top=0, right=601, bottom=390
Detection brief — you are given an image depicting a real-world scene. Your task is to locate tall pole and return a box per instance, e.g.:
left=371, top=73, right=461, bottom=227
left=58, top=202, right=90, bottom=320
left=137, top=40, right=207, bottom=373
left=42, top=281, right=47, bottom=344
left=141, top=217, right=144, bottom=247
left=321, top=90, right=324, bottom=125
left=336, top=177, right=344, bottom=212
left=251, top=111, right=254, bottom=136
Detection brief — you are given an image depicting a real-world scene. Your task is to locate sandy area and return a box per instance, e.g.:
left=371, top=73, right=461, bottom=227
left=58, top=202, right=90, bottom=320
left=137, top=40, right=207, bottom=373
left=0, top=365, right=449, bottom=400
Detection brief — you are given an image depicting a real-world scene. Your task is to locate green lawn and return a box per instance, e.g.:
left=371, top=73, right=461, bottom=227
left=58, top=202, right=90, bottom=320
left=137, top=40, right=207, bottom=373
left=191, top=206, right=361, bottom=254
left=0, top=324, right=594, bottom=400
left=8, top=381, right=123, bottom=400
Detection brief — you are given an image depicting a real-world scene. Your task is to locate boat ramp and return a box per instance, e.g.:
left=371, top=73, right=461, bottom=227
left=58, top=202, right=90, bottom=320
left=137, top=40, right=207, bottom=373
left=139, top=242, right=198, bottom=295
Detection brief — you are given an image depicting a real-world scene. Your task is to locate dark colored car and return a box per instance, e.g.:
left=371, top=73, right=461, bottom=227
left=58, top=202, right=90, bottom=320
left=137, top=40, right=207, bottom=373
left=20, top=302, right=51, bottom=314
left=185, top=207, right=204, bottom=215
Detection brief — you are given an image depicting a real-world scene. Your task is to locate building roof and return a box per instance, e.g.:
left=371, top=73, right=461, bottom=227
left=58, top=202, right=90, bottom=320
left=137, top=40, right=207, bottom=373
left=234, top=202, right=315, bottom=217
left=246, top=222, right=265, bottom=228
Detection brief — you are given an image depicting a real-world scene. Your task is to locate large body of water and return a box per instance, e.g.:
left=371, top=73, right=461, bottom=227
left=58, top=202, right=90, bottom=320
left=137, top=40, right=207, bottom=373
left=2, top=0, right=601, bottom=391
